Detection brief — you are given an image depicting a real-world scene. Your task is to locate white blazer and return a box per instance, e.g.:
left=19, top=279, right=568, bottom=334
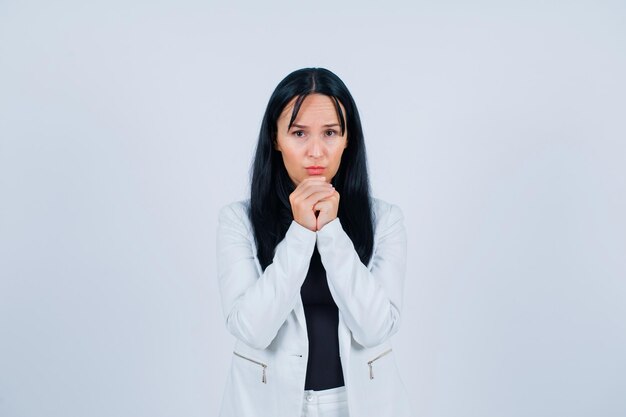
left=216, top=197, right=413, bottom=417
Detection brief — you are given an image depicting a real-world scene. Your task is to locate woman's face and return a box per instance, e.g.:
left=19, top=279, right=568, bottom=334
left=275, top=94, right=348, bottom=186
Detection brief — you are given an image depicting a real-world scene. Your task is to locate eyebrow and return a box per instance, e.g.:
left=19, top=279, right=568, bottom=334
left=290, top=123, right=341, bottom=129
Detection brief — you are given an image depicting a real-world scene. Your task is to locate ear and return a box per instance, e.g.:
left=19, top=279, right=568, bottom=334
left=274, top=140, right=281, bottom=152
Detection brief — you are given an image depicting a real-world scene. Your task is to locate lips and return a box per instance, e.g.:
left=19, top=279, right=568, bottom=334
left=305, top=166, right=325, bottom=175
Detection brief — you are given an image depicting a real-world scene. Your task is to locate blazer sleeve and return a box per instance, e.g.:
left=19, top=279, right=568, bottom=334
left=316, top=203, right=407, bottom=348
left=216, top=203, right=316, bottom=350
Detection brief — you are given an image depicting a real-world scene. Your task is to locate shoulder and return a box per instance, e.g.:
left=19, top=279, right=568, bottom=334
left=218, top=198, right=250, bottom=216
left=371, top=197, right=404, bottom=229
left=217, top=198, right=252, bottom=231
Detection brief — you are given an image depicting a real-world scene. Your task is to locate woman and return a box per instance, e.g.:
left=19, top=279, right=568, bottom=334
left=216, top=68, right=412, bottom=417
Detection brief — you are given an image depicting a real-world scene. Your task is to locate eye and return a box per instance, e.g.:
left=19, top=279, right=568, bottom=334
left=293, top=130, right=305, bottom=138
left=325, top=130, right=338, bottom=137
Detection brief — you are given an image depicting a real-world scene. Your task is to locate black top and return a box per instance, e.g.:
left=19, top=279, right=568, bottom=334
left=300, top=244, right=345, bottom=390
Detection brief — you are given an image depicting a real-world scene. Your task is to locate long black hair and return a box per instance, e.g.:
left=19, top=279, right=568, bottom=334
left=249, top=67, right=374, bottom=271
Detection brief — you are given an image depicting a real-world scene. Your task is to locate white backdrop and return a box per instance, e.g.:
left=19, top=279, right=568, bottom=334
left=1, top=1, right=625, bottom=416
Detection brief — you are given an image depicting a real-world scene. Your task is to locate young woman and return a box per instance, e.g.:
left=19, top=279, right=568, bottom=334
left=216, top=68, right=412, bottom=417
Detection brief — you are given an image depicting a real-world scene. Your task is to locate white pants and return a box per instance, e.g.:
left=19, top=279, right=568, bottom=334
left=301, top=385, right=349, bottom=417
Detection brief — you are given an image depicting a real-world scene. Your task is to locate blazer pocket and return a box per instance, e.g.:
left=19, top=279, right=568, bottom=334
left=367, top=348, right=392, bottom=380
left=233, top=351, right=268, bottom=383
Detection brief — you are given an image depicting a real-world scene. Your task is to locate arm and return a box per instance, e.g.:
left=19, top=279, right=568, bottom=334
left=216, top=203, right=316, bottom=349
left=316, top=203, right=407, bottom=348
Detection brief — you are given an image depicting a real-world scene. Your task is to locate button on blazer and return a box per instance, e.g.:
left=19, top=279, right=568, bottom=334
left=216, top=197, right=413, bottom=417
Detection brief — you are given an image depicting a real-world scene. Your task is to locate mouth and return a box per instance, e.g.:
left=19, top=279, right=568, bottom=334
left=305, top=166, right=325, bottom=175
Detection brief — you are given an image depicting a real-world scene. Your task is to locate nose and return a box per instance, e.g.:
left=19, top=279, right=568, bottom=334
left=307, top=136, right=323, bottom=159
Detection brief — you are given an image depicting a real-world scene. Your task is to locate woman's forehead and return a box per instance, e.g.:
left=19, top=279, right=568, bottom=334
left=279, top=94, right=345, bottom=125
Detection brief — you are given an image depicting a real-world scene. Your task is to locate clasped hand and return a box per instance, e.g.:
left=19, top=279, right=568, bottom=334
left=289, top=177, right=339, bottom=232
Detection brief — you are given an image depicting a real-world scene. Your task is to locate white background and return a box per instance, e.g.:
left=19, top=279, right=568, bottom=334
left=1, top=1, right=625, bottom=416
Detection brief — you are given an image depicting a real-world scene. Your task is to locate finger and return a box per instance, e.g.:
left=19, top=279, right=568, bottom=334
left=302, top=188, right=336, bottom=205
left=303, top=195, right=335, bottom=215
left=294, top=176, right=327, bottom=191
left=314, top=189, right=339, bottom=202
left=294, top=178, right=329, bottom=195
left=292, top=183, right=334, bottom=203
left=313, top=194, right=338, bottom=210
left=301, top=175, right=327, bottom=183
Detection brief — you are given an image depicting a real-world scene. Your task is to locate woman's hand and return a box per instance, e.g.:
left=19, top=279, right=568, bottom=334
left=313, top=189, right=339, bottom=231
left=289, top=176, right=337, bottom=232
